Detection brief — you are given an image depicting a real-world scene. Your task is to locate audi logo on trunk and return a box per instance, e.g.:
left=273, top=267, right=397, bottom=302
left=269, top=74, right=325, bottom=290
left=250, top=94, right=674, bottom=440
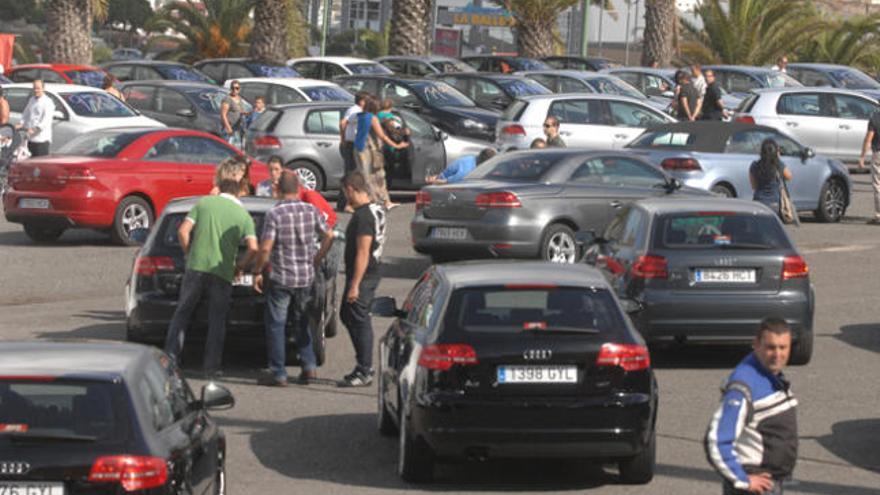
left=523, top=349, right=552, bottom=360
left=0, top=461, right=30, bottom=475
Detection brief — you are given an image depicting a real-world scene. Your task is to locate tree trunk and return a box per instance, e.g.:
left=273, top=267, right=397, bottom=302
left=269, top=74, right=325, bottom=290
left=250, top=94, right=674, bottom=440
left=44, top=0, right=93, bottom=64
left=641, top=0, right=675, bottom=66
left=515, top=18, right=556, bottom=58
left=388, top=0, right=431, bottom=55
left=287, top=0, right=310, bottom=58
left=250, top=0, right=290, bottom=63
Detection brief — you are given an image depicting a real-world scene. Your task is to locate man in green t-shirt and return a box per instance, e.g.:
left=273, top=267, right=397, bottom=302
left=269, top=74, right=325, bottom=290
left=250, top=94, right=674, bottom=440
left=164, top=158, right=258, bottom=378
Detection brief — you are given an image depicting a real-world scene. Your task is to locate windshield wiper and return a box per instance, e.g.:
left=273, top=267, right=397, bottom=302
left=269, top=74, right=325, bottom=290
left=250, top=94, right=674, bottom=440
left=8, top=432, right=97, bottom=443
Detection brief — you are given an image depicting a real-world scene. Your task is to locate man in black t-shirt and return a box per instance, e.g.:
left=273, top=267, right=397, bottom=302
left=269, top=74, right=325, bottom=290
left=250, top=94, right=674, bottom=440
left=339, top=171, right=387, bottom=387
left=858, top=111, right=880, bottom=224
left=700, top=70, right=726, bottom=121
left=677, top=72, right=702, bottom=121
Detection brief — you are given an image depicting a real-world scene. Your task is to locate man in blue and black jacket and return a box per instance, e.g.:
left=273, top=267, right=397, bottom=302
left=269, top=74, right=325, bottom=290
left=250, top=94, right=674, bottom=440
left=705, top=317, right=799, bottom=494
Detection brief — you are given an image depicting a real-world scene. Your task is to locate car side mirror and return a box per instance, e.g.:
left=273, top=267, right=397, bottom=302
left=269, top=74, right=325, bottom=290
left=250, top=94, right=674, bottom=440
left=403, top=101, right=421, bottom=111
left=664, top=177, right=683, bottom=193
left=491, top=97, right=509, bottom=107
left=434, top=129, right=448, bottom=141
left=201, top=383, right=235, bottom=411
left=801, top=147, right=814, bottom=161
left=53, top=110, right=66, bottom=121
left=661, top=90, right=674, bottom=98
left=176, top=108, right=196, bottom=118
left=371, top=296, right=406, bottom=318
left=619, top=298, right=643, bottom=315
left=129, top=227, right=150, bottom=245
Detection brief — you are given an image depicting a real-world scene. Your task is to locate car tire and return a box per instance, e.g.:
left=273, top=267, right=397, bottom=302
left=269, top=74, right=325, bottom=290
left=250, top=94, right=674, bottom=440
left=540, top=224, right=577, bottom=263
left=711, top=183, right=736, bottom=198
left=312, top=318, right=326, bottom=366
left=214, top=450, right=226, bottom=495
left=789, top=330, right=814, bottom=366
left=815, top=178, right=846, bottom=223
left=288, top=161, right=325, bottom=191
left=618, top=430, right=655, bottom=484
left=398, top=413, right=434, bottom=483
left=23, top=223, right=65, bottom=243
left=111, top=196, right=154, bottom=246
left=325, top=274, right=338, bottom=338
left=377, top=365, right=397, bottom=436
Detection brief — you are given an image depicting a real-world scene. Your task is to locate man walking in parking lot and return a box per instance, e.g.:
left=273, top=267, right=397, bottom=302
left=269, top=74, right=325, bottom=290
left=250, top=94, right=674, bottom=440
left=705, top=317, right=798, bottom=494
left=165, top=157, right=259, bottom=378
left=857, top=110, right=880, bottom=224
left=254, top=172, right=334, bottom=386
left=338, top=91, right=369, bottom=211
left=543, top=116, right=566, bottom=148
left=17, top=79, right=55, bottom=157
left=338, top=171, right=387, bottom=387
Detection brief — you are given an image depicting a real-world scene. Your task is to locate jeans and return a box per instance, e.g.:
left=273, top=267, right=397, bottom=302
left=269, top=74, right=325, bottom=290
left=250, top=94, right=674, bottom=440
left=27, top=141, right=49, bottom=157
left=164, top=270, right=233, bottom=374
left=340, top=275, right=379, bottom=374
left=723, top=479, right=783, bottom=495
left=337, top=141, right=356, bottom=210
left=871, top=151, right=880, bottom=219
left=264, top=281, right=314, bottom=380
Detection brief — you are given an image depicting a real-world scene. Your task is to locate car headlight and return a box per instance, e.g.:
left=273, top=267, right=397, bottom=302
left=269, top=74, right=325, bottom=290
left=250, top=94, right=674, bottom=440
left=461, top=118, right=487, bottom=130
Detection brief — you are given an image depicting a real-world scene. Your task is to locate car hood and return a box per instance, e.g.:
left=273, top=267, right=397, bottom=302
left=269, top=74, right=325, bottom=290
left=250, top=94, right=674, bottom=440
left=439, top=106, right=500, bottom=124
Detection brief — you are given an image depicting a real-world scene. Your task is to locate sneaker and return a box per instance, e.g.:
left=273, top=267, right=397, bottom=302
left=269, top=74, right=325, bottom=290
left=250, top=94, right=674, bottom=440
left=337, top=369, right=373, bottom=387
left=296, top=370, right=318, bottom=385
left=257, top=373, right=288, bottom=387
left=868, top=218, right=880, bottom=225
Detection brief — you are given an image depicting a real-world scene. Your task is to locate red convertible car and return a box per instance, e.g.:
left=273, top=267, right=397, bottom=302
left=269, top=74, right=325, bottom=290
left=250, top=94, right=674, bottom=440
left=4, top=128, right=268, bottom=245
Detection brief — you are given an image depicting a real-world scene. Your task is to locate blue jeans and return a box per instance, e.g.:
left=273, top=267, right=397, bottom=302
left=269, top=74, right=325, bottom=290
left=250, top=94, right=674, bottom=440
left=265, top=281, right=314, bottom=380
left=340, top=275, right=379, bottom=374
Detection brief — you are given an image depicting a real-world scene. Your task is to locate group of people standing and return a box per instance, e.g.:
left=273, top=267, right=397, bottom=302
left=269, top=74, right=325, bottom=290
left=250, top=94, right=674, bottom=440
left=674, top=65, right=728, bottom=122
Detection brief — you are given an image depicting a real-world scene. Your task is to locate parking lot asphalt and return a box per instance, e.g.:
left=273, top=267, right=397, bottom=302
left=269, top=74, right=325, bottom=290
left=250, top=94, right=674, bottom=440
left=0, top=175, right=878, bottom=494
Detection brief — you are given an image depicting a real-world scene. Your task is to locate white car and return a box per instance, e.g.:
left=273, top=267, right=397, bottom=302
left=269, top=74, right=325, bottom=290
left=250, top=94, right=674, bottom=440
left=734, top=87, right=880, bottom=164
left=287, top=56, right=392, bottom=80
left=495, top=93, right=675, bottom=151
left=0, top=83, right=165, bottom=151
left=223, top=77, right=354, bottom=104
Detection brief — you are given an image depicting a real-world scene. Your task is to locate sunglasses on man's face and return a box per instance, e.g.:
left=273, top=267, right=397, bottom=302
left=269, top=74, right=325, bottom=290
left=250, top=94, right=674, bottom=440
left=543, top=123, right=556, bottom=128
left=232, top=86, right=241, bottom=90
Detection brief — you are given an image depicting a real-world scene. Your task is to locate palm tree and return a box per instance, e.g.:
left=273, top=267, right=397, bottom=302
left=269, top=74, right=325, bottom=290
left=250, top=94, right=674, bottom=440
left=388, top=0, right=432, bottom=55
left=680, top=0, right=826, bottom=66
left=147, top=0, right=256, bottom=63
left=250, top=0, right=289, bottom=62
left=641, top=0, right=675, bottom=66
left=499, top=0, right=615, bottom=58
left=43, top=0, right=108, bottom=64
left=796, top=15, right=880, bottom=71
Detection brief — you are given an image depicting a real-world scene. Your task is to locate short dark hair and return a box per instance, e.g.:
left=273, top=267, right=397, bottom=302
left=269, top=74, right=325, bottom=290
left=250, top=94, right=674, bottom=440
left=254, top=95, right=266, bottom=103
left=757, top=317, right=791, bottom=340
left=341, top=171, right=369, bottom=193
left=476, top=148, right=497, bottom=165
left=363, top=96, right=380, bottom=114
left=217, top=179, right=241, bottom=195
left=530, top=138, right=547, bottom=148
left=267, top=155, right=283, bottom=166
left=355, top=91, right=370, bottom=105
left=544, top=115, right=559, bottom=127
left=279, top=170, right=300, bottom=195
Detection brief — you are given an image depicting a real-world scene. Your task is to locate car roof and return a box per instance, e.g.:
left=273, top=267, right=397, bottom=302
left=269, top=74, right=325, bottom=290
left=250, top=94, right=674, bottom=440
left=230, top=77, right=340, bottom=88
left=162, top=195, right=279, bottom=215
left=751, top=86, right=871, bottom=98
left=439, top=72, right=533, bottom=81
left=606, top=67, right=676, bottom=77
left=0, top=82, right=104, bottom=93
left=268, top=101, right=352, bottom=112
left=11, top=64, right=102, bottom=71
left=515, top=92, right=648, bottom=104
left=635, top=197, right=778, bottom=216
left=786, top=63, right=852, bottom=71
left=195, top=58, right=285, bottom=64
left=0, top=341, right=155, bottom=380
left=627, top=121, right=784, bottom=153
left=119, top=80, right=219, bottom=89
left=704, top=65, right=780, bottom=74
left=290, top=56, right=379, bottom=64
left=102, top=60, right=194, bottom=68
left=436, top=261, right=609, bottom=289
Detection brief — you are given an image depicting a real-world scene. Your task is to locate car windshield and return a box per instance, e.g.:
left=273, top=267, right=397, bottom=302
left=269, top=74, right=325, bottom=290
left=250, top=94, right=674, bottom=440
left=431, top=59, right=474, bottom=73
left=499, top=79, right=550, bottom=97
left=471, top=154, right=563, bottom=181
left=411, top=81, right=475, bottom=107
left=763, top=71, right=802, bottom=88
left=445, top=286, right=626, bottom=335
left=828, top=68, right=880, bottom=90
left=64, top=70, right=105, bottom=88
left=0, top=379, right=122, bottom=442
left=183, top=88, right=246, bottom=114
left=60, top=92, right=138, bottom=117
left=156, top=65, right=214, bottom=83
left=345, top=63, right=392, bottom=75
left=587, top=76, right=645, bottom=99
left=245, top=62, right=299, bottom=78
left=301, top=85, right=354, bottom=102
left=57, top=130, right=148, bottom=157
left=628, top=131, right=697, bottom=148
left=654, top=213, right=791, bottom=250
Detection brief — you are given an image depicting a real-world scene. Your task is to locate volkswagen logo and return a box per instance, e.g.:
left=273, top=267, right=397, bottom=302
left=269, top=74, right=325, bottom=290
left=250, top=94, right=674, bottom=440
left=0, top=461, right=30, bottom=475
left=523, top=349, right=552, bottom=361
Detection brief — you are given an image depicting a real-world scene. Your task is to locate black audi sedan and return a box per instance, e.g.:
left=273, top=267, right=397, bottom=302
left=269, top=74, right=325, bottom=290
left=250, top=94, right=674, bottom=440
left=101, top=60, right=216, bottom=85
left=581, top=197, right=814, bottom=364
left=125, top=196, right=337, bottom=365
left=193, top=58, right=300, bottom=85
left=372, top=261, right=658, bottom=483
left=120, top=81, right=246, bottom=136
left=430, top=72, right=551, bottom=112
left=0, top=341, right=233, bottom=494
left=336, top=75, right=500, bottom=142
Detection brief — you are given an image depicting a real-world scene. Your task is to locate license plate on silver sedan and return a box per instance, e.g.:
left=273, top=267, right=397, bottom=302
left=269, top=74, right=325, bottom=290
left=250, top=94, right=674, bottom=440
left=18, top=198, right=50, bottom=209
left=694, top=268, right=756, bottom=283
left=430, top=227, right=468, bottom=240
left=497, top=365, right=578, bottom=384
left=0, top=482, right=65, bottom=495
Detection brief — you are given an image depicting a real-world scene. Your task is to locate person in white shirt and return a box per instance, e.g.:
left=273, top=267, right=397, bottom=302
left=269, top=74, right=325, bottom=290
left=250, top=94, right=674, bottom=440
left=337, top=91, right=367, bottom=211
left=771, top=56, right=788, bottom=73
left=17, top=79, right=56, bottom=156
left=691, top=64, right=707, bottom=98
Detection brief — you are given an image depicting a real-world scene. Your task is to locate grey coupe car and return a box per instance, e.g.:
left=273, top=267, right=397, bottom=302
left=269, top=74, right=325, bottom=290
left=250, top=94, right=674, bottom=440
left=580, top=197, right=814, bottom=364
left=411, top=149, right=709, bottom=263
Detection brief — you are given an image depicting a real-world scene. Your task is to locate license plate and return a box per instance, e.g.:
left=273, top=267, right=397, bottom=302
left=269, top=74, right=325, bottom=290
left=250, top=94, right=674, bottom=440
left=233, top=274, right=253, bottom=286
left=497, top=365, right=578, bottom=384
left=694, top=268, right=756, bottom=283
left=18, top=198, right=50, bottom=209
left=430, top=227, right=468, bottom=240
left=0, top=482, right=65, bottom=495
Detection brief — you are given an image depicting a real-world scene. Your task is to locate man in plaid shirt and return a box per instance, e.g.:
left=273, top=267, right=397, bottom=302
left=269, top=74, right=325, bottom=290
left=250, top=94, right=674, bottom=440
left=254, top=172, right=334, bottom=386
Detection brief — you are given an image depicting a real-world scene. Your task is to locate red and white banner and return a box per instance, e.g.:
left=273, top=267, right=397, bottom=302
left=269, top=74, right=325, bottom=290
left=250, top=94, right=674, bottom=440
left=0, top=34, right=15, bottom=73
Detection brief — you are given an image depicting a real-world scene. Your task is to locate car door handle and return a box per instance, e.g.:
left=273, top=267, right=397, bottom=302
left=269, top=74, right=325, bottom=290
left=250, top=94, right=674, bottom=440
left=609, top=200, right=622, bottom=208
left=184, top=175, right=194, bottom=183
left=614, top=134, right=629, bottom=139
left=560, top=131, right=572, bottom=136
left=786, top=121, right=799, bottom=127
left=839, top=124, right=851, bottom=130
left=316, top=141, right=333, bottom=148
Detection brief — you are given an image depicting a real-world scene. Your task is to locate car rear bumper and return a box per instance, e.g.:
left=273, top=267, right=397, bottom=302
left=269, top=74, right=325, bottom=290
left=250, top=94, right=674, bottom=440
left=411, top=215, right=543, bottom=259
left=411, top=392, right=655, bottom=460
left=4, top=190, right=116, bottom=229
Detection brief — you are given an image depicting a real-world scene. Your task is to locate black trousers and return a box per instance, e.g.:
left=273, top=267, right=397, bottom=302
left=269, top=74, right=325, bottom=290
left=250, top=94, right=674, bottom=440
left=340, top=275, right=379, bottom=374
left=27, top=141, right=50, bottom=157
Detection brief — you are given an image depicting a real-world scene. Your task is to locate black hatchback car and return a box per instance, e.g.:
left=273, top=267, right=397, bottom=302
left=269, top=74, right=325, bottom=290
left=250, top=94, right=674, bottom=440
left=101, top=60, right=216, bottom=85
left=461, top=55, right=551, bottom=73
left=120, top=81, right=244, bottom=136
left=193, top=58, right=300, bottom=85
left=336, top=75, right=500, bottom=142
left=0, top=341, right=233, bottom=495
left=580, top=197, right=814, bottom=364
left=125, top=196, right=337, bottom=365
left=430, top=72, right=551, bottom=112
left=372, top=261, right=657, bottom=483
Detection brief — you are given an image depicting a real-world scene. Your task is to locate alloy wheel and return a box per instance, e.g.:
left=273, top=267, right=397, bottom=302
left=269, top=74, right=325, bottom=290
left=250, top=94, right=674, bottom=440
left=546, top=231, right=576, bottom=263
left=823, top=181, right=845, bottom=221
left=296, top=167, right=318, bottom=191
left=121, top=203, right=150, bottom=235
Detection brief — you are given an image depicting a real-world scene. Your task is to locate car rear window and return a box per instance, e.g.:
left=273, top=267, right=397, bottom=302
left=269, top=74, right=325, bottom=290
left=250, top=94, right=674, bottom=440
left=502, top=99, right=529, bottom=120
left=737, top=94, right=759, bottom=113
left=628, top=130, right=697, bottom=148
left=470, top=154, right=562, bottom=181
left=159, top=213, right=264, bottom=247
left=654, top=213, right=791, bottom=250
left=0, top=380, right=123, bottom=442
left=251, top=109, right=282, bottom=132
left=445, top=286, right=626, bottom=335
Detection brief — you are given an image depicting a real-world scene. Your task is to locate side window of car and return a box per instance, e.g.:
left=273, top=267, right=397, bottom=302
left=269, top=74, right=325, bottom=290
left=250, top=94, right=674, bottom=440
left=175, top=136, right=237, bottom=165
left=644, top=74, right=671, bottom=94
left=619, top=208, right=645, bottom=247
left=324, top=63, right=347, bottom=79
left=615, top=72, right=640, bottom=88
left=134, top=66, right=162, bottom=80
left=834, top=94, right=877, bottom=120
left=608, top=101, right=666, bottom=127
left=107, top=65, right=134, bottom=81
left=198, top=63, right=224, bottom=83
left=239, top=82, right=267, bottom=104
left=293, top=62, right=320, bottom=79
left=548, top=99, right=606, bottom=125
left=528, top=74, right=556, bottom=91
left=305, top=110, right=342, bottom=134
left=410, top=61, right=435, bottom=77
left=473, top=79, right=503, bottom=100
left=570, top=158, right=608, bottom=184
left=340, top=78, right=367, bottom=93
left=138, top=361, right=175, bottom=430
left=383, top=82, right=417, bottom=106
left=726, top=131, right=763, bottom=154
left=776, top=93, right=825, bottom=117
left=727, top=72, right=759, bottom=93
left=5, top=88, right=32, bottom=113
left=144, top=137, right=184, bottom=161
left=123, top=86, right=156, bottom=111
left=226, top=63, right=252, bottom=80
left=398, top=109, right=433, bottom=138
left=381, top=59, right=405, bottom=73
left=272, top=85, right=306, bottom=104
left=40, top=70, right=66, bottom=83
left=572, top=156, right=665, bottom=187
left=155, top=88, right=193, bottom=114
left=795, top=69, right=832, bottom=87
left=10, top=68, right=39, bottom=82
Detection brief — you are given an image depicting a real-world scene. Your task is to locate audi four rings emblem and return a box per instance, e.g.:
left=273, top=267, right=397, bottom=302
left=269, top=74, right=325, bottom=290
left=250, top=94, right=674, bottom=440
left=0, top=461, right=30, bottom=475
left=523, top=349, right=552, bottom=360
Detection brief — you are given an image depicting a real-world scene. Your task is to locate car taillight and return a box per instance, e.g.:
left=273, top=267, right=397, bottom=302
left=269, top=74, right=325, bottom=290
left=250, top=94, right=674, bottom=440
left=660, top=158, right=702, bottom=171
left=631, top=255, right=668, bottom=279
left=596, top=343, right=651, bottom=372
left=735, top=115, right=755, bottom=124
left=475, top=191, right=521, bottom=208
left=415, top=191, right=431, bottom=211
left=57, top=166, right=97, bottom=182
left=134, top=256, right=175, bottom=276
left=501, top=124, right=526, bottom=136
left=88, top=455, right=168, bottom=492
left=782, top=255, right=809, bottom=280
left=253, top=136, right=281, bottom=148
left=418, top=344, right=478, bottom=371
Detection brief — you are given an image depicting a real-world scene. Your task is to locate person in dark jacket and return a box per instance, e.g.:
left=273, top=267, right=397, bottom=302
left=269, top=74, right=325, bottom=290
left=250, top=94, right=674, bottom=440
left=705, top=317, right=798, bottom=495
left=749, top=139, right=792, bottom=214
left=700, top=70, right=726, bottom=121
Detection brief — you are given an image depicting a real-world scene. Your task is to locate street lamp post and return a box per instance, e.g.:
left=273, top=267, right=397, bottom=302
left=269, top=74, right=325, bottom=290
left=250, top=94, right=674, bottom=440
left=320, top=0, right=332, bottom=56
left=580, top=0, right=589, bottom=57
